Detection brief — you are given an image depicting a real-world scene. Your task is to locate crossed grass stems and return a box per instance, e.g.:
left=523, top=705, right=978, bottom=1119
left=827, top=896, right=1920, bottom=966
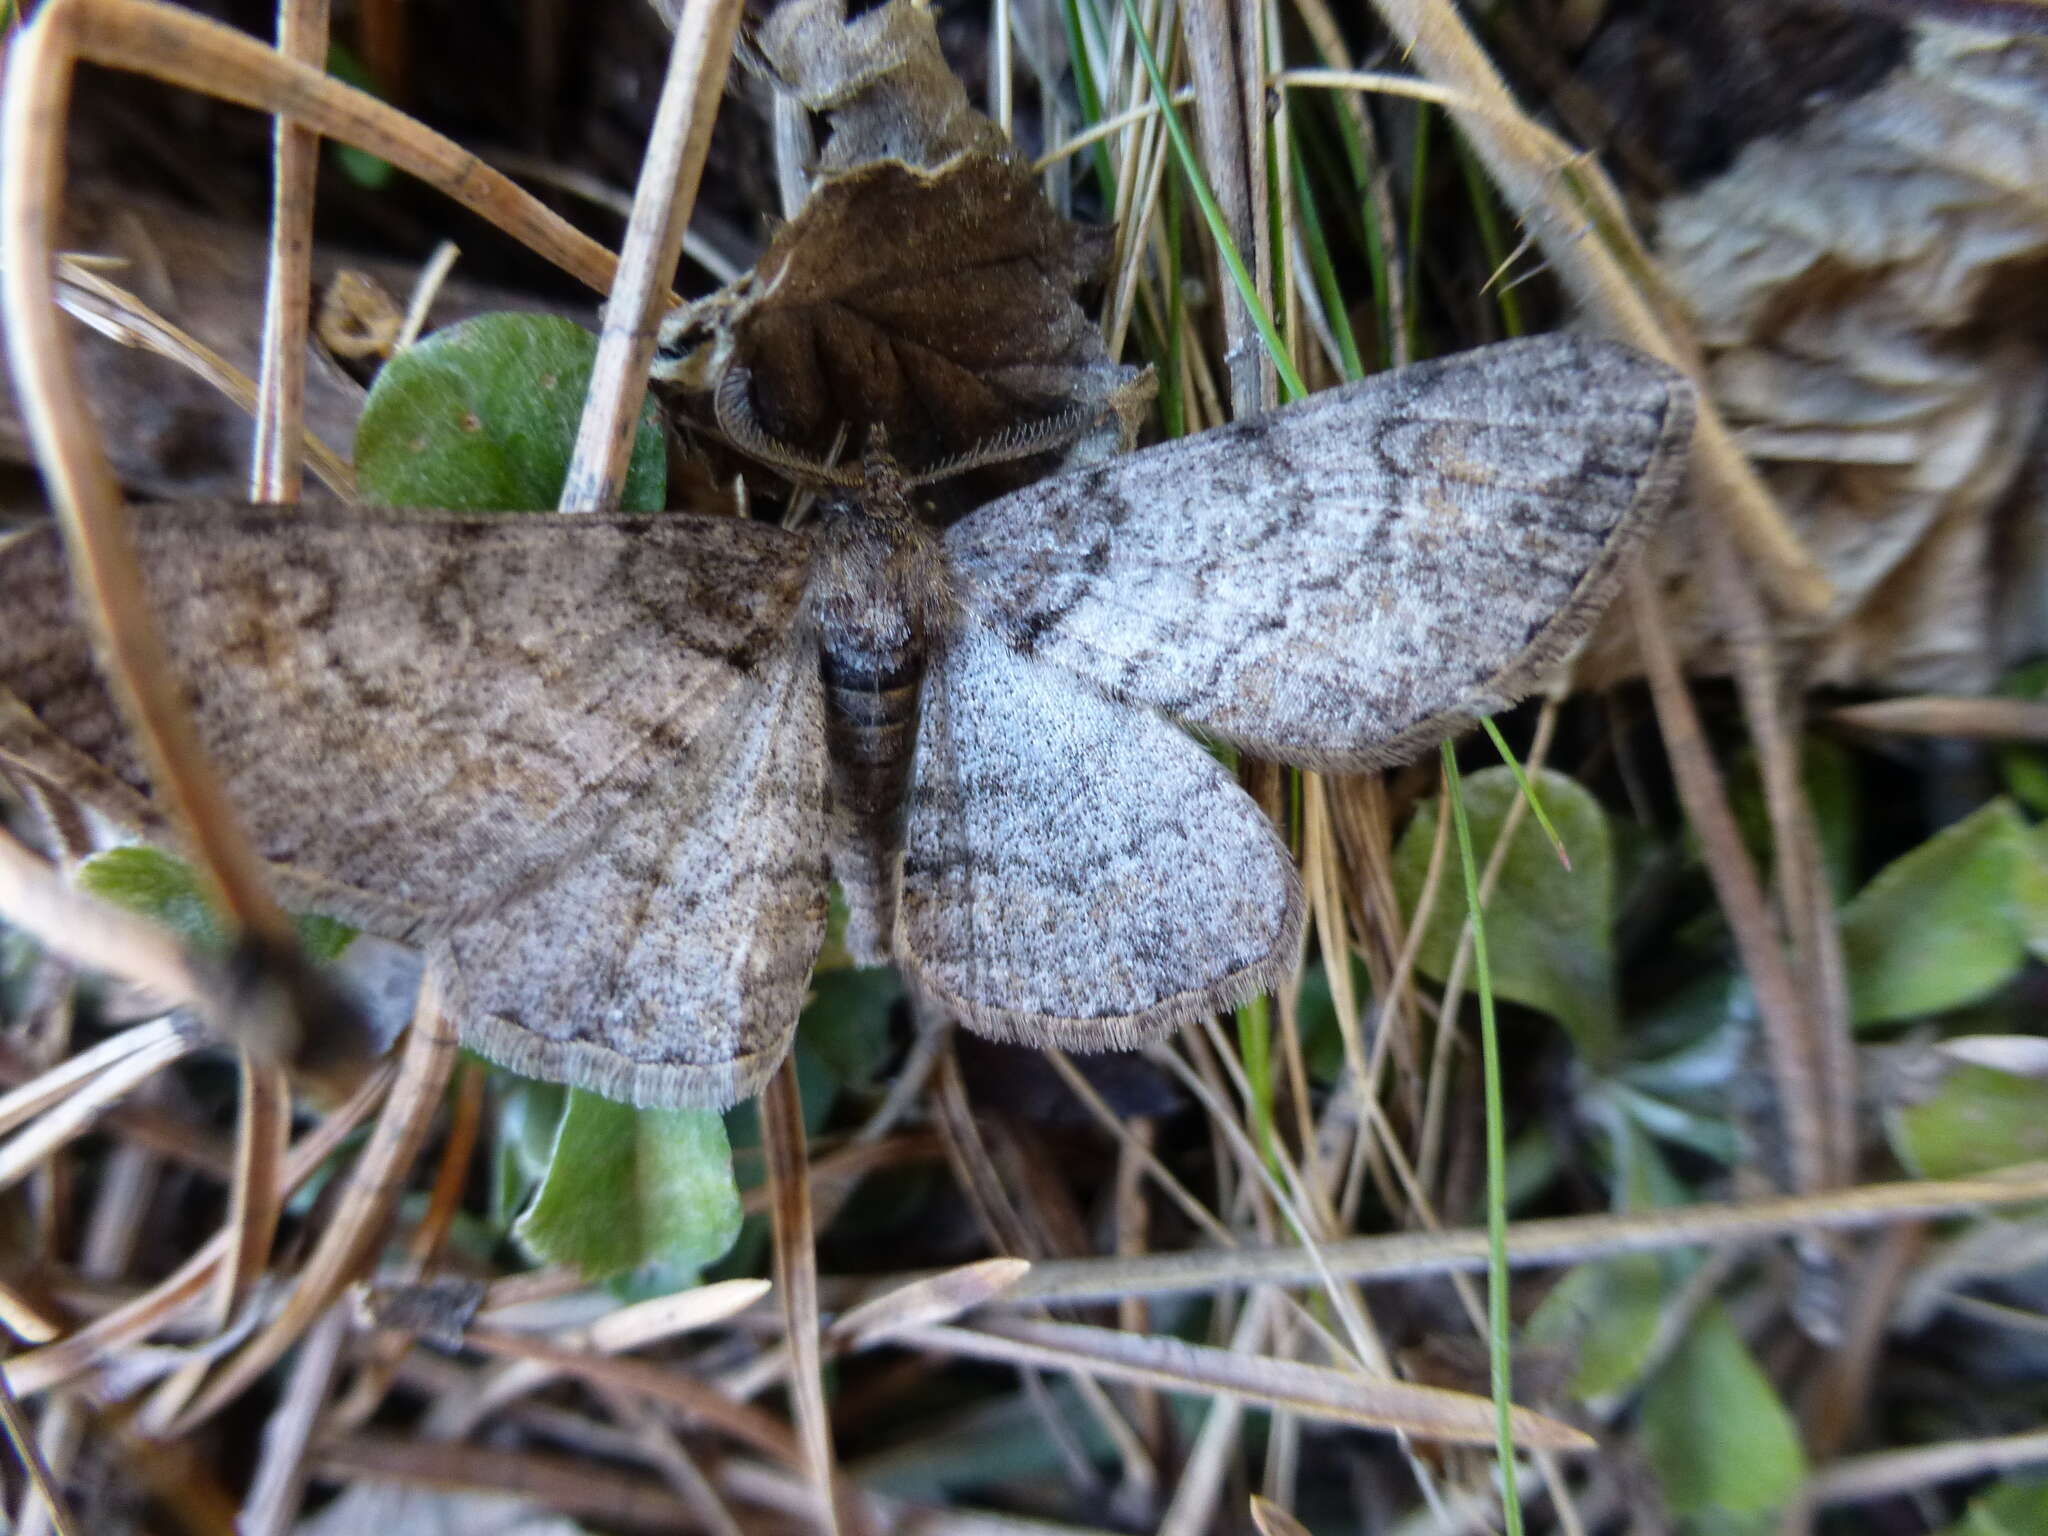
left=0, top=0, right=2028, bottom=1531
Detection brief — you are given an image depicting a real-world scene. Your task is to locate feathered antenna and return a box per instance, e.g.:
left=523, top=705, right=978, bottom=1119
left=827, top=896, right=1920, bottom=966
left=714, top=365, right=1103, bottom=494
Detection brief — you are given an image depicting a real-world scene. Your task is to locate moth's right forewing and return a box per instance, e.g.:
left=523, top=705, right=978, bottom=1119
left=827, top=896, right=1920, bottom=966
left=947, top=335, right=1695, bottom=770
left=444, top=621, right=830, bottom=1110
left=0, top=507, right=813, bottom=932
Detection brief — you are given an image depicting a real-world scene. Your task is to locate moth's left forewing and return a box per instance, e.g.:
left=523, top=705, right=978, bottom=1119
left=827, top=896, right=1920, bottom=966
left=946, top=334, right=1695, bottom=770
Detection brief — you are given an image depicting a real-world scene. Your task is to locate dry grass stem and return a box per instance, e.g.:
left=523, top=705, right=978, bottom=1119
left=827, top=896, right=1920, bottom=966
left=3, top=0, right=316, bottom=999
left=901, top=1313, right=1591, bottom=1450
left=3, top=1056, right=393, bottom=1398
left=1628, top=567, right=1831, bottom=1195
left=830, top=1257, right=1033, bottom=1349
left=1364, top=0, right=1831, bottom=615
left=236, top=1303, right=349, bottom=1536
left=55, top=259, right=356, bottom=495
left=170, top=984, right=456, bottom=1428
left=961, top=1164, right=2048, bottom=1307
left=247, top=0, right=327, bottom=502
left=559, top=0, right=739, bottom=510
left=1807, top=1428, right=2048, bottom=1509
left=1828, top=697, right=2048, bottom=740
left=212, top=1051, right=290, bottom=1328
left=763, top=1053, right=844, bottom=1534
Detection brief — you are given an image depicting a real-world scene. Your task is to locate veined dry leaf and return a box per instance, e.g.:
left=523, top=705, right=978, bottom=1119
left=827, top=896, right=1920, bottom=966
left=657, top=152, right=1150, bottom=494
left=755, top=0, right=1012, bottom=175
left=1579, top=17, right=2048, bottom=690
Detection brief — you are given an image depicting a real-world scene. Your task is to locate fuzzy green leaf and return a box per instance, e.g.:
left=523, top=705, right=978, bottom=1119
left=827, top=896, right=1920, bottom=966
left=1889, top=1062, right=2048, bottom=1180
left=1524, top=1254, right=1666, bottom=1401
left=76, top=846, right=355, bottom=962
left=355, top=313, right=666, bottom=512
left=1393, top=765, right=1617, bottom=1060
left=799, top=967, right=901, bottom=1090
left=1941, top=1477, right=2048, bottom=1536
left=1841, top=800, right=2048, bottom=1027
left=1639, top=1307, right=1805, bottom=1519
left=513, top=1089, right=741, bottom=1280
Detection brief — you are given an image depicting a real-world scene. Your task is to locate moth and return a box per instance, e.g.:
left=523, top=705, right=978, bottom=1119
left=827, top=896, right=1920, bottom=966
left=0, top=334, right=1693, bottom=1109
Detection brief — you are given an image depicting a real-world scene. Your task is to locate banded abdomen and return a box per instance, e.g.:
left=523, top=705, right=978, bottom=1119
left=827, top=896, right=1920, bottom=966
left=809, top=499, right=952, bottom=963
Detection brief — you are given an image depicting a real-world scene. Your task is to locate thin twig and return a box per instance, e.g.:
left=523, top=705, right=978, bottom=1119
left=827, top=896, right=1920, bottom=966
left=558, top=0, right=741, bottom=511
left=763, top=1054, right=843, bottom=1535
left=1628, top=567, right=1829, bottom=1196
left=248, top=0, right=327, bottom=503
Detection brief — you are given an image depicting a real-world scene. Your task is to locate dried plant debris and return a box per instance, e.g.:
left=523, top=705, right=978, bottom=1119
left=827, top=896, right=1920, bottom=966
left=0, top=337, right=1690, bottom=1108
left=0, top=195, right=578, bottom=506
left=658, top=152, right=1150, bottom=496
left=662, top=0, right=1145, bottom=495
left=1584, top=16, right=2048, bottom=690
left=754, top=0, right=1012, bottom=175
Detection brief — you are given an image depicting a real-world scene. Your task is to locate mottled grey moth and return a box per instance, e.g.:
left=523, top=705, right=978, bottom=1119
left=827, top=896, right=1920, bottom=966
left=0, top=334, right=1693, bottom=1109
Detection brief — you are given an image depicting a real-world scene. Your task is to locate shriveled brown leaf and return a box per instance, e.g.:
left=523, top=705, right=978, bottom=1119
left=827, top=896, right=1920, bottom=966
left=1579, top=19, right=2048, bottom=690
left=658, top=152, right=1148, bottom=490
left=754, top=0, right=1011, bottom=175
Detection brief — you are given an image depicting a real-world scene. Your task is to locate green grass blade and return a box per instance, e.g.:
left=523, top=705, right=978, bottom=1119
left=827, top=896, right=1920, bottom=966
left=1117, top=0, right=1307, bottom=402
left=1481, top=717, right=1570, bottom=870
left=1403, top=104, right=1433, bottom=360
left=1443, top=741, right=1523, bottom=1535
left=1454, top=135, right=1525, bottom=338
left=1287, top=127, right=1366, bottom=382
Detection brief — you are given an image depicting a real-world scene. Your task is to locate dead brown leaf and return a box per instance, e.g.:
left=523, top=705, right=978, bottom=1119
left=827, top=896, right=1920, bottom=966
left=657, top=152, right=1148, bottom=496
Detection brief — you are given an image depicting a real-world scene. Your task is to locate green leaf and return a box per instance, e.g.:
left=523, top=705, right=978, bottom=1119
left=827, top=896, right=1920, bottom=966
left=798, top=967, right=900, bottom=1090
left=1841, top=800, right=2048, bottom=1027
left=1940, top=1476, right=2048, bottom=1536
left=76, top=846, right=356, bottom=962
left=1888, top=1062, right=2048, bottom=1179
left=354, top=313, right=666, bottom=512
left=77, top=845, right=225, bottom=953
left=513, top=1089, right=741, bottom=1279
left=1393, top=766, right=1617, bottom=1060
left=1996, top=660, right=2048, bottom=817
left=1639, top=1307, right=1805, bottom=1520
left=324, top=44, right=395, bottom=189
left=490, top=1070, right=567, bottom=1230
left=1524, top=1253, right=1666, bottom=1401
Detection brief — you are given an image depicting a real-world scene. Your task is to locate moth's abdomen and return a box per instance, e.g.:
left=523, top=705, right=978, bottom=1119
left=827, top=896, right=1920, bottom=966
left=821, top=647, right=925, bottom=821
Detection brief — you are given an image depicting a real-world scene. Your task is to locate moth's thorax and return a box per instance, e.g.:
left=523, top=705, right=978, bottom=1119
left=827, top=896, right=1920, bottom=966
left=809, top=489, right=953, bottom=669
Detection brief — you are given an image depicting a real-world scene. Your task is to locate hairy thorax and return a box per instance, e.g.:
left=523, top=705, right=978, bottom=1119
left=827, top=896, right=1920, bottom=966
left=808, top=471, right=956, bottom=962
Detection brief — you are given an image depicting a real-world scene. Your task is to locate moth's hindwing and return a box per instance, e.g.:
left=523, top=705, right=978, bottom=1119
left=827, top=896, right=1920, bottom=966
left=896, top=618, right=1302, bottom=1046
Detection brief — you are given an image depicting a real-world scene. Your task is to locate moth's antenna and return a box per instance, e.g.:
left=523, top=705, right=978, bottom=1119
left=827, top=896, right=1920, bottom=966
left=910, top=403, right=1103, bottom=487
left=713, top=367, right=864, bottom=489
